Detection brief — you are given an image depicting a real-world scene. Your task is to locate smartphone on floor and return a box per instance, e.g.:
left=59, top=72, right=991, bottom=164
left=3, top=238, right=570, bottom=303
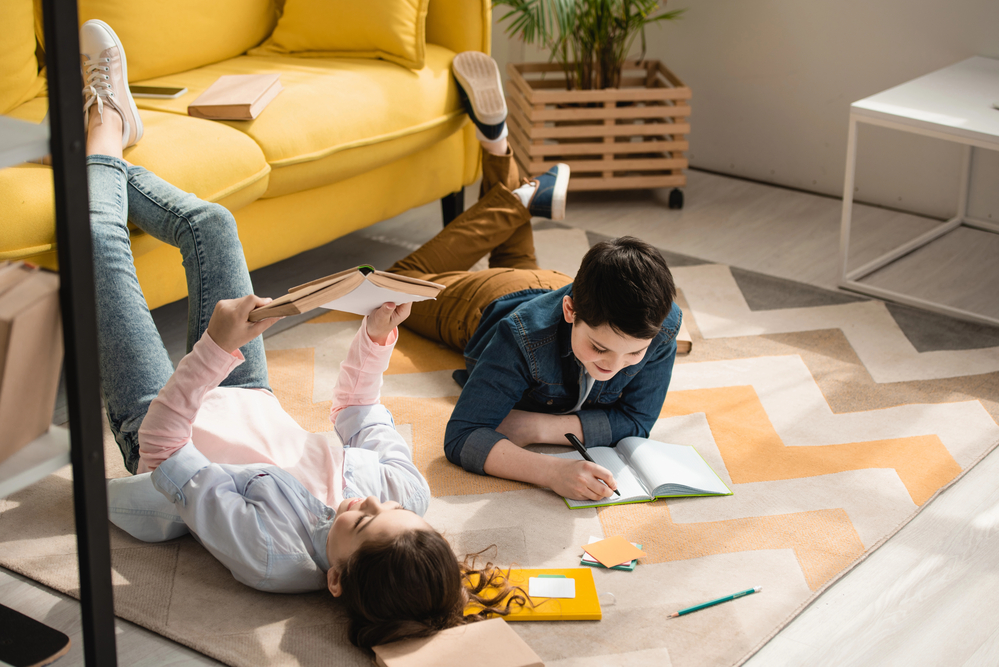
left=129, top=85, right=187, bottom=99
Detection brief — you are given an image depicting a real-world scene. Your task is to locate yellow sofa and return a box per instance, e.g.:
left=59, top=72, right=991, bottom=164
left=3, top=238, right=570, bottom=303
left=1, top=0, right=486, bottom=309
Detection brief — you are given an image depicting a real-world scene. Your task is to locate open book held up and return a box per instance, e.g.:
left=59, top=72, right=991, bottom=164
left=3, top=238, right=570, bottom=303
left=553, top=437, right=732, bottom=509
left=249, top=265, right=444, bottom=321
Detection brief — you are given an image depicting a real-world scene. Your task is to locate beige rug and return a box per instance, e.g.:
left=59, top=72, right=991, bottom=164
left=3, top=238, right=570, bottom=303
left=2, top=226, right=998, bottom=666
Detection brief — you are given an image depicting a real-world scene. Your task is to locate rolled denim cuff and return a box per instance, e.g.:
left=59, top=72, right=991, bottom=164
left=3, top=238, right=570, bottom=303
left=86, top=153, right=129, bottom=172
left=577, top=410, right=613, bottom=447
left=151, top=443, right=212, bottom=505
left=459, top=428, right=506, bottom=475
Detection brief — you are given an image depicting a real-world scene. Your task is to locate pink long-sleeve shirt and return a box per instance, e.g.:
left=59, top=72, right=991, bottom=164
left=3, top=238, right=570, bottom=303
left=136, top=318, right=397, bottom=509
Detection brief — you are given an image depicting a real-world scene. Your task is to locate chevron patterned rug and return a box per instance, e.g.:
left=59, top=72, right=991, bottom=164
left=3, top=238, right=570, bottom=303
left=2, top=224, right=998, bottom=667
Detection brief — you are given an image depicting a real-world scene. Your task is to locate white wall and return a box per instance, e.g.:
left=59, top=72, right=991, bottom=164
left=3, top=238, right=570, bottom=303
left=492, top=0, right=999, bottom=222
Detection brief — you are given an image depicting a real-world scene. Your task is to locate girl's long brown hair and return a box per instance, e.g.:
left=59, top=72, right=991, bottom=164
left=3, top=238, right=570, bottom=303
left=337, top=529, right=531, bottom=650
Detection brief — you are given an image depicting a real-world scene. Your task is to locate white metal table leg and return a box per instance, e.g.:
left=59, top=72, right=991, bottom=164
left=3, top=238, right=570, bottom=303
left=956, top=144, right=972, bottom=222
left=838, top=120, right=999, bottom=326
left=838, top=116, right=858, bottom=285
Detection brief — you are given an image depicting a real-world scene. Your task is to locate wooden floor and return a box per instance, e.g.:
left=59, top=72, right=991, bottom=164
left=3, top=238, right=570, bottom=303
left=2, top=169, right=997, bottom=666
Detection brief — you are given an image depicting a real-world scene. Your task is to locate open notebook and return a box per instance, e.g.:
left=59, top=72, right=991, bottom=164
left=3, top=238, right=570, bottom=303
left=553, top=437, right=732, bottom=509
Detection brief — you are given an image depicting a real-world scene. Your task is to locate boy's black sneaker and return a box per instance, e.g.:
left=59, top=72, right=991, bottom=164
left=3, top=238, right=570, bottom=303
left=452, top=51, right=507, bottom=141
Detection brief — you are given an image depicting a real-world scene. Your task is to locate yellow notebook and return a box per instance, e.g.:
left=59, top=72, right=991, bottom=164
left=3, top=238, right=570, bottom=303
left=464, top=568, right=601, bottom=621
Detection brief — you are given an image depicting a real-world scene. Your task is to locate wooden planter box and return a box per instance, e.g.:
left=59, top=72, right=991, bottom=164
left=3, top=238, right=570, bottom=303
left=506, top=60, right=691, bottom=192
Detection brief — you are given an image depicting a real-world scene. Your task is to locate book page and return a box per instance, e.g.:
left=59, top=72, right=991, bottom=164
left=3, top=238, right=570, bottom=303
left=616, top=437, right=730, bottom=497
left=320, top=279, right=437, bottom=316
left=550, top=447, right=650, bottom=508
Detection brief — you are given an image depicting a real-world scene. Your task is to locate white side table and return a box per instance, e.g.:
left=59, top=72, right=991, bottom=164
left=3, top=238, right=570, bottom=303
left=838, top=56, right=999, bottom=326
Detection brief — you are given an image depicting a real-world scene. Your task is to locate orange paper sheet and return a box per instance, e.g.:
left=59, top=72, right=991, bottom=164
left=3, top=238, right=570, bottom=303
left=582, top=536, right=646, bottom=568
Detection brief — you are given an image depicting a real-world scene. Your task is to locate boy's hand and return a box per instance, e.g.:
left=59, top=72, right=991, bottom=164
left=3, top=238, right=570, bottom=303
left=552, top=459, right=617, bottom=501
left=207, top=295, right=281, bottom=354
left=366, top=302, right=412, bottom=345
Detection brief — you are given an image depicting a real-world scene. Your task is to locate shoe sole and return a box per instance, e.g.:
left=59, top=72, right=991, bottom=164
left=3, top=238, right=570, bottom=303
left=452, top=52, right=507, bottom=126
left=86, top=19, right=143, bottom=147
left=549, top=163, right=570, bottom=221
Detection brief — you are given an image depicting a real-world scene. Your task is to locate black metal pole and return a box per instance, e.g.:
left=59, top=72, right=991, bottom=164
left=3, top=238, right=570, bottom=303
left=41, top=0, right=118, bottom=664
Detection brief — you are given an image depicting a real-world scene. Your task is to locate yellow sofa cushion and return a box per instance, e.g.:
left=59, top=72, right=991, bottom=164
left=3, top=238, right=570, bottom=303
left=132, top=44, right=466, bottom=199
left=122, top=127, right=471, bottom=310
left=1, top=99, right=270, bottom=263
left=1, top=0, right=44, bottom=114
left=250, top=0, right=429, bottom=69
left=426, top=0, right=490, bottom=56
left=34, top=0, right=278, bottom=82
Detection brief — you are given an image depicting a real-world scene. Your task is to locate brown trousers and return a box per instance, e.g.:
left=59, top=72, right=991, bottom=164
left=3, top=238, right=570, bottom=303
left=387, top=149, right=572, bottom=351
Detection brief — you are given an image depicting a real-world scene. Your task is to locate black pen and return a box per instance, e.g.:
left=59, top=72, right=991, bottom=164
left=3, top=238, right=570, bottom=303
left=564, top=433, right=621, bottom=497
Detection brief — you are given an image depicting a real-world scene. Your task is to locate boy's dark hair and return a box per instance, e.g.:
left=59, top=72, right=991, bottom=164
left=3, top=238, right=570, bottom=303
left=338, top=530, right=531, bottom=650
left=572, top=236, right=675, bottom=339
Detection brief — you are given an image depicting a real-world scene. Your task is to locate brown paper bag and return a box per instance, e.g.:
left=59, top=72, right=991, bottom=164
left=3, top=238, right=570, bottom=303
left=0, top=263, right=63, bottom=464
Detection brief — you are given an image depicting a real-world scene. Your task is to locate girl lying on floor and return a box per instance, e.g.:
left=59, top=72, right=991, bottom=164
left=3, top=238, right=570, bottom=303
left=78, top=19, right=527, bottom=649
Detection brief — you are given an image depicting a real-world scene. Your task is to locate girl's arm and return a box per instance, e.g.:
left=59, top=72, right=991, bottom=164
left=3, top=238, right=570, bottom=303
left=137, top=295, right=279, bottom=473
left=338, top=405, right=431, bottom=516
left=331, top=303, right=430, bottom=514
left=136, top=333, right=243, bottom=473
left=328, top=303, right=409, bottom=423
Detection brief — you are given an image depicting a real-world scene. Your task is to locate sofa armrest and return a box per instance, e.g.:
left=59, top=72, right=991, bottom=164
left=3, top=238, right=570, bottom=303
left=426, top=0, right=491, bottom=55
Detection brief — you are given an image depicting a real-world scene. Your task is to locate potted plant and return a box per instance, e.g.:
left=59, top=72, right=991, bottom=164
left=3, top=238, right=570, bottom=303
left=496, top=0, right=690, bottom=206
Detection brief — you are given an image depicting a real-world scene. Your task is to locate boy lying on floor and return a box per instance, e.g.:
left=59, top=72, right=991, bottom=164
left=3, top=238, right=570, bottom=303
left=381, top=52, right=683, bottom=502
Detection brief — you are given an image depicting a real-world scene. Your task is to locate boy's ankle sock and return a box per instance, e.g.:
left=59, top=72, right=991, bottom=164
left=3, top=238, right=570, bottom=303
left=476, top=123, right=508, bottom=144
left=512, top=181, right=537, bottom=209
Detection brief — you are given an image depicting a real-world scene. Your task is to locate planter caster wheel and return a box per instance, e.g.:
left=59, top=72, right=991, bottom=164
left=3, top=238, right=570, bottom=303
left=668, top=188, right=684, bottom=210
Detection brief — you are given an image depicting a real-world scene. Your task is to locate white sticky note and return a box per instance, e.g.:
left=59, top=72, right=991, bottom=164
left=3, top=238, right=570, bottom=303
left=528, top=577, right=576, bottom=599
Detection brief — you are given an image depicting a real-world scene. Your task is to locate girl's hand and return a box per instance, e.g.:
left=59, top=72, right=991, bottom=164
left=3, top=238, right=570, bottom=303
left=366, top=302, right=412, bottom=345
left=206, top=295, right=281, bottom=354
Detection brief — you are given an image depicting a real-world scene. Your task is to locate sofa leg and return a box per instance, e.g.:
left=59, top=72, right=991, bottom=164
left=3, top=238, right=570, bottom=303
left=440, top=189, right=465, bottom=226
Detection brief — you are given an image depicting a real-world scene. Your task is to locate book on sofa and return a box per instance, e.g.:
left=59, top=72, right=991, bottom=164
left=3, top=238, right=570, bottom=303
left=188, top=74, right=283, bottom=120
left=551, top=437, right=732, bottom=509
left=249, top=265, right=445, bottom=321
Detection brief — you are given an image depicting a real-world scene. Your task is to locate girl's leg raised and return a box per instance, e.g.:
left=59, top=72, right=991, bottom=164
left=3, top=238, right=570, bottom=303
left=87, top=112, right=173, bottom=474
left=123, top=169, right=269, bottom=390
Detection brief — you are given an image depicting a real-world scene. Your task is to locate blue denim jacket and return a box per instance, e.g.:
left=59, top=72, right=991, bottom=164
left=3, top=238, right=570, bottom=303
left=445, top=284, right=681, bottom=474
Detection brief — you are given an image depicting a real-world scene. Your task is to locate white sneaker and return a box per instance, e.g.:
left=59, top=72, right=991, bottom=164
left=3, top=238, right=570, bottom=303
left=80, top=19, right=142, bottom=149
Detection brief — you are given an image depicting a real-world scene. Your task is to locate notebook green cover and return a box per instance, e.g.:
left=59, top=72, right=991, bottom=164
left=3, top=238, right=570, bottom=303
left=553, top=437, right=733, bottom=510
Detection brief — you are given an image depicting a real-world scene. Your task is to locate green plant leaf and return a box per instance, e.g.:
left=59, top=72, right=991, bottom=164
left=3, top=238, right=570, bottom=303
left=498, top=0, right=687, bottom=89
